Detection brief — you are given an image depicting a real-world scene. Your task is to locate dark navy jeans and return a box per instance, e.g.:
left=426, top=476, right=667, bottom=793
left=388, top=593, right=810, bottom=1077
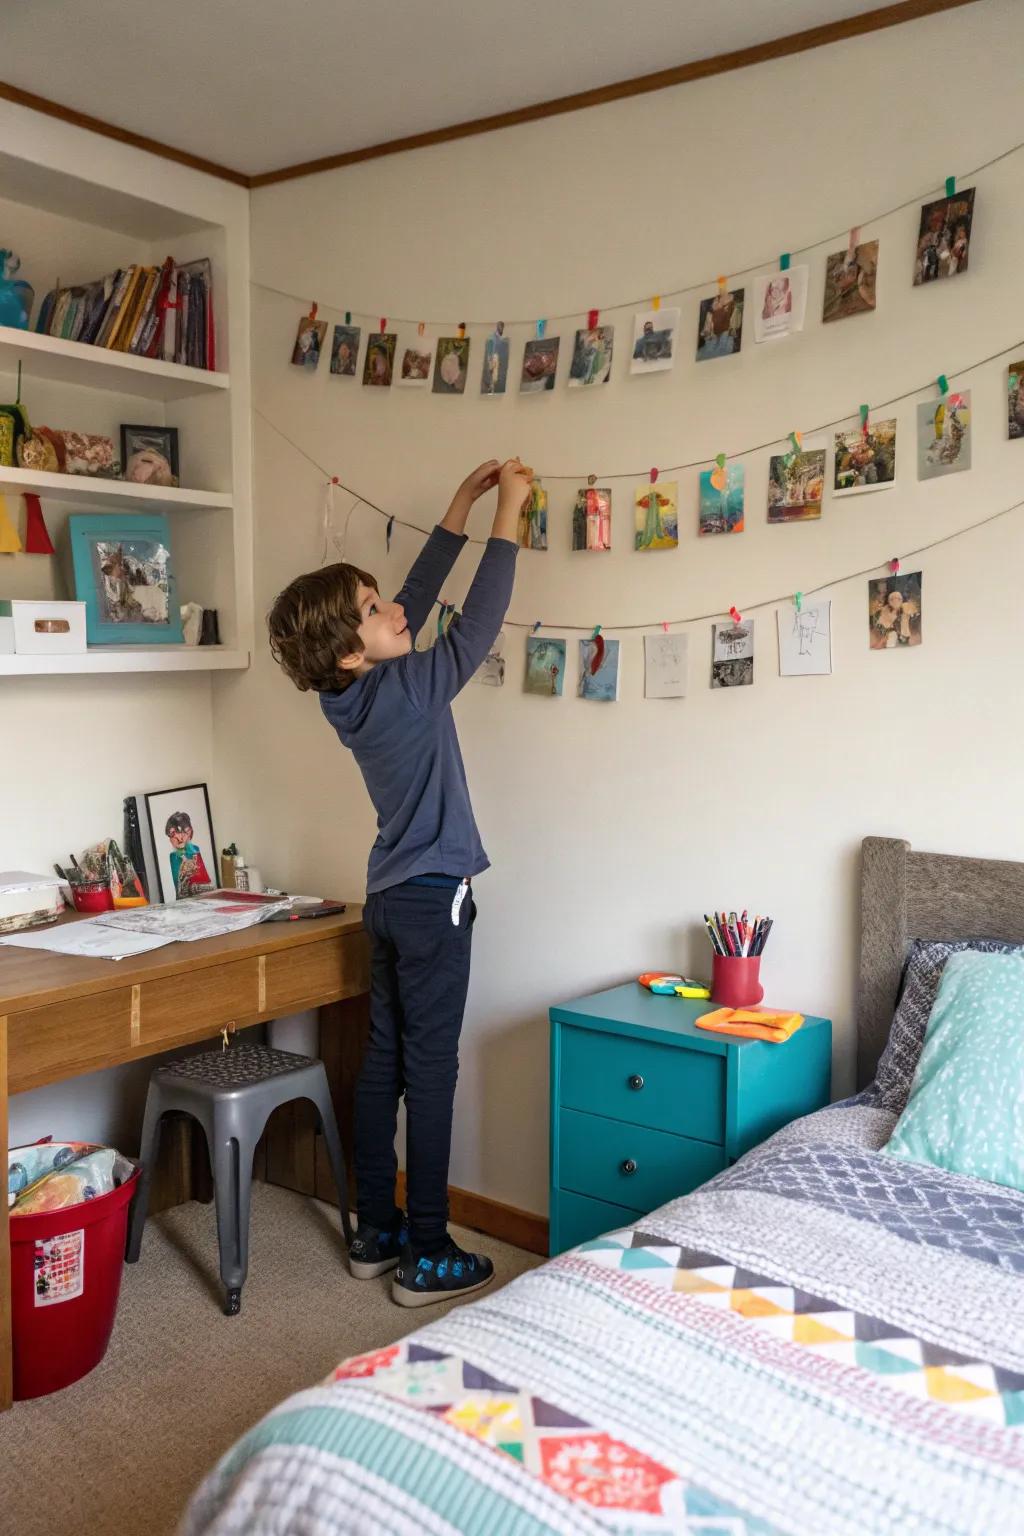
left=355, top=880, right=475, bottom=1254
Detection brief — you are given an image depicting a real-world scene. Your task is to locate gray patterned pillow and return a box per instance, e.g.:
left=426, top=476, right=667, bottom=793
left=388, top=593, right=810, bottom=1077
left=872, top=938, right=1024, bottom=1113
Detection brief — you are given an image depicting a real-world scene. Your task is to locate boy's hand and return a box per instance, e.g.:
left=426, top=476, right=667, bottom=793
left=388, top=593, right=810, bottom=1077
left=458, top=460, right=502, bottom=502
left=497, top=457, right=533, bottom=513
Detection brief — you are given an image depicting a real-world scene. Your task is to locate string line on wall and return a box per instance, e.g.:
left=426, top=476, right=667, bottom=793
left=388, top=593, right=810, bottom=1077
left=248, top=133, right=1024, bottom=330
left=254, top=406, right=1024, bottom=632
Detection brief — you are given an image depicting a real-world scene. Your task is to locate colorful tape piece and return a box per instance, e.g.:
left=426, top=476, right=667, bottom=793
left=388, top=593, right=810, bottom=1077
left=23, top=494, right=54, bottom=556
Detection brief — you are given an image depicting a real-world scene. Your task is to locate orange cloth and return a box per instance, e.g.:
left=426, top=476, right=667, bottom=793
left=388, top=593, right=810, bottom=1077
left=695, top=1007, right=804, bottom=1043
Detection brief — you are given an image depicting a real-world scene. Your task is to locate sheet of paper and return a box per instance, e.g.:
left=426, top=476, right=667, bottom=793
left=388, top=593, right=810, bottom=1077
left=644, top=633, right=688, bottom=698
left=0, top=871, right=64, bottom=895
left=0, top=917, right=173, bottom=960
left=97, top=897, right=289, bottom=943
left=777, top=600, right=832, bottom=677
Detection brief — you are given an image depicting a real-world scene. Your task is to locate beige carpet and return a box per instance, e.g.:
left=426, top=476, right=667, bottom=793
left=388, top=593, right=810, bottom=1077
left=0, top=1183, right=541, bottom=1536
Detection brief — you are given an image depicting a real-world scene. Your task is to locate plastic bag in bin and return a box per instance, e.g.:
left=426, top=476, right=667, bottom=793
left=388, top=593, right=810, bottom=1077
left=8, top=1139, right=135, bottom=1214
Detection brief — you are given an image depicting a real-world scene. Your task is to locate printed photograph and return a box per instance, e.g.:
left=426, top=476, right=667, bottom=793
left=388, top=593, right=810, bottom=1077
left=524, top=636, right=565, bottom=696
left=630, top=306, right=681, bottom=374
left=578, top=636, right=620, bottom=702
left=869, top=572, right=922, bottom=649
left=572, top=486, right=612, bottom=551
left=474, top=630, right=505, bottom=686
left=398, top=339, right=433, bottom=385
left=91, top=536, right=172, bottom=626
left=833, top=418, right=897, bottom=494
left=330, top=324, right=361, bottom=375
left=432, top=336, right=471, bottom=394
left=711, top=619, right=754, bottom=688
left=823, top=240, right=878, bottom=323
left=1008, top=362, right=1024, bottom=439
left=518, top=480, right=548, bottom=550
left=917, top=391, right=971, bottom=479
left=634, top=481, right=679, bottom=551
left=144, top=782, right=216, bottom=904
left=568, top=325, right=614, bottom=387
left=291, top=315, right=327, bottom=369
left=520, top=336, right=560, bottom=392
left=913, top=188, right=975, bottom=285
left=480, top=324, right=510, bottom=395
left=753, top=267, right=808, bottom=343
left=778, top=600, right=832, bottom=677
left=363, top=332, right=396, bottom=387
left=697, top=287, right=744, bottom=361
left=644, top=632, right=688, bottom=699
left=120, top=425, right=179, bottom=487
left=699, top=462, right=745, bottom=535
left=767, top=447, right=826, bottom=522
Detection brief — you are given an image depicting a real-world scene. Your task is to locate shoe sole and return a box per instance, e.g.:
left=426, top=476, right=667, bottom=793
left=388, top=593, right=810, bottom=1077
left=349, top=1255, right=401, bottom=1280
left=391, top=1272, right=494, bottom=1308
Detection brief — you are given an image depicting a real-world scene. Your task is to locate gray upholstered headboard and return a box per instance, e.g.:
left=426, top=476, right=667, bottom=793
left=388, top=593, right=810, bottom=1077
left=858, top=836, right=1024, bottom=1088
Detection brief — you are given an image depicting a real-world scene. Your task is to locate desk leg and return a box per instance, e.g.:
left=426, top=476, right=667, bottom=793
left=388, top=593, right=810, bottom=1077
left=1, top=1016, right=12, bottom=1411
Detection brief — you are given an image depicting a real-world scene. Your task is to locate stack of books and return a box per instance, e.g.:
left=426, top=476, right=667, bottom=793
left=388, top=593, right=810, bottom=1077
left=0, top=871, right=65, bottom=934
left=33, top=256, right=215, bottom=370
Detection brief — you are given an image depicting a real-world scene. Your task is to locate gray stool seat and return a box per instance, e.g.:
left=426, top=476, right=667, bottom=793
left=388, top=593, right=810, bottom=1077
left=126, top=1044, right=352, bottom=1315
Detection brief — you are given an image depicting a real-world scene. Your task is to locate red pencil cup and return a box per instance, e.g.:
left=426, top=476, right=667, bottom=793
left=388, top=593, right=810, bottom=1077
left=70, top=881, right=114, bottom=914
left=711, top=954, right=764, bottom=1008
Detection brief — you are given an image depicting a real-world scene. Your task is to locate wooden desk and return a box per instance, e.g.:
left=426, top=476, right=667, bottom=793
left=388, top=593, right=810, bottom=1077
left=0, top=908, right=368, bottom=1410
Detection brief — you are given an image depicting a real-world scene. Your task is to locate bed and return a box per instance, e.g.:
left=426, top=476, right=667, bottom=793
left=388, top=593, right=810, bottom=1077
left=184, top=837, right=1024, bottom=1535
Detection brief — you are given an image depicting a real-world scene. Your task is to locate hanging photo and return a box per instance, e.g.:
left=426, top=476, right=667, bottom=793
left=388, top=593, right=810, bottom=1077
left=143, top=782, right=216, bottom=903
left=917, top=391, right=971, bottom=479
left=398, top=336, right=434, bottom=386
left=711, top=619, right=754, bottom=688
left=778, top=601, right=832, bottom=677
left=480, top=324, right=510, bottom=395
left=520, top=336, right=560, bottom=392
left=578, top=636, right=620, bottom=701
left=644, top=632, right=688, bottom=699
left=767, top=446, right=826, bottom=522
left=363, top=332, right=396, bottom=387
left=699, top=463, right=745, bottom=535
left=518, top=480, right=547, bottom=550
left=524, top=636, right=565, bottom=696
left=630, top=307, right=681, bottom=374
left=823, top=241, right=878, bottom=323
left=568, top=325, right=614, bottom=387
left=473, top=630, right=505, bottom=686
left=753, top=267, right=808, bottom=343
left=913, top=188, right=975, bottom=284
left=869, top=572, right=922, bottom=649
left=330, top=324, right=361, bottom=376
left=634, top=481, right=678, bottom=551
left=1008, top=362, right=1024, bottom=440
left=833, top=418, right=897, bottom=494
left=696, top=287, right=744, bottom=360
left=433, top=337, right=470, bottom=394
left=572, top=486, right=611, bottom=551
left=291, top=314, right=327, bottom=369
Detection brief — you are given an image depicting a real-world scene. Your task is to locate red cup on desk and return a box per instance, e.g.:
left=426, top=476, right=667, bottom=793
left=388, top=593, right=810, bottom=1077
left=711, top=954, right=764, bottom=1008
left=70, top=881, right=114, bottom=913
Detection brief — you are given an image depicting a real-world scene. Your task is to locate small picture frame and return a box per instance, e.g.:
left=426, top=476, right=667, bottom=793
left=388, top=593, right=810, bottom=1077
left=68, top=511, right=184, bottom=645
left=120, top=425, right=180, bottom=487
left=144, top=782, right=217, bottom=902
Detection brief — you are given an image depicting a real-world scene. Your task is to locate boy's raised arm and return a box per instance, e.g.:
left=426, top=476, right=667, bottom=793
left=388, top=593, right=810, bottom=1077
left=392, top=461, right=500, bottom=637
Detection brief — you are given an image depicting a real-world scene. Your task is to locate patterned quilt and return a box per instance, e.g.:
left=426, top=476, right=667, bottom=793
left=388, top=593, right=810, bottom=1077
left=183, top=1102, right=1024, bottom=1535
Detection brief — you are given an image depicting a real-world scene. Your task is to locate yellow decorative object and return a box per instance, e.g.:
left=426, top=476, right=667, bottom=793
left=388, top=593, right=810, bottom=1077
left=0, top=492, right=23, bottom=552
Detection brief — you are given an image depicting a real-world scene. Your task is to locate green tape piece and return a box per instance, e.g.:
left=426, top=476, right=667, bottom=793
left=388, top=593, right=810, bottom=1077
left=779, top=253, right=791, bottom=271
left=945, top=175, right=956, bottom=197
left=937, top=374, right=948, bottom=395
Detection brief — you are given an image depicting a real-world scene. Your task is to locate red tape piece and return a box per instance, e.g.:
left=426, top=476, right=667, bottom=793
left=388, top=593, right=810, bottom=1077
left=23, top=494, right=55, bottom=555
left=590, top=633, right=605, bottom=675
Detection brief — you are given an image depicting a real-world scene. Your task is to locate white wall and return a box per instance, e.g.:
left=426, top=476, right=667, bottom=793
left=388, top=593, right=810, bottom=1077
left=216, top=0, right=1024, bottom=1216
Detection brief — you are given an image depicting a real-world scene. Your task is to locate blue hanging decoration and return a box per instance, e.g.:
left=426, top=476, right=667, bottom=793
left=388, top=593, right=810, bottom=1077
left=386, top=514, right=395, bottom=552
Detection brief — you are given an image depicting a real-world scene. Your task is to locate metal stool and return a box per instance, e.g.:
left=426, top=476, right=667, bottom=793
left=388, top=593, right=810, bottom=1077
left=126, top=1044, right=352, bottom=1314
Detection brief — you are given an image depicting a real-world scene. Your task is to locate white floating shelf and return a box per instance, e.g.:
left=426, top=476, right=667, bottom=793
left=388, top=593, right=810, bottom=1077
left=0, top=463, right=232, bottom=514
left=0, top=646, right=249, bottom=676
left=0, top=325, right=230, bottom=401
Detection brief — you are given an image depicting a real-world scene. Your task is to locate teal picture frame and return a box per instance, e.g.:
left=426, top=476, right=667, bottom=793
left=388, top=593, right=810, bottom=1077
left=68, top=512, right=184, bottom=646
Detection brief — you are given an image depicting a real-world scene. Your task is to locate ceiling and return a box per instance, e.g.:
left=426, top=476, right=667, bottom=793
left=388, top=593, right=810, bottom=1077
left=0, top=1, right=934, bottom=180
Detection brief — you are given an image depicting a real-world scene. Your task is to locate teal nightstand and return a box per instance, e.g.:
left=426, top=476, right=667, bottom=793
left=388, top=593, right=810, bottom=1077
left=549, top=983, right=832, bottom=1255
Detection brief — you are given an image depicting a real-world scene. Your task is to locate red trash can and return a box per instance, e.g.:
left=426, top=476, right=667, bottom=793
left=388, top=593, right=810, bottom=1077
left=9, top=1152, right=140, bottom=1400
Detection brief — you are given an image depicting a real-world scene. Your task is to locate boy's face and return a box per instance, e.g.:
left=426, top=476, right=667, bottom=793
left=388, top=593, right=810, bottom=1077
left=168, top=824, right=192, bottom=850
left=340, top=584, right=411, bottom=675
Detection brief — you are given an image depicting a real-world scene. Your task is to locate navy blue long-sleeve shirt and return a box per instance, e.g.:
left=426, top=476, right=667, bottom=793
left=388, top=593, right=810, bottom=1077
left=320, top=525, right=517, bottom=892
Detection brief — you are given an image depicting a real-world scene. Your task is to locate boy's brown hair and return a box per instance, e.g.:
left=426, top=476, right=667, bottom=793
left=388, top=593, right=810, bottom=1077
left=268, top=561, right=377, bottom=693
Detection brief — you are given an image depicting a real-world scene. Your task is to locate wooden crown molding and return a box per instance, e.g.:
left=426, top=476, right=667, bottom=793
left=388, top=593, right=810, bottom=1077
left=0, top=0, right=979, bottom=192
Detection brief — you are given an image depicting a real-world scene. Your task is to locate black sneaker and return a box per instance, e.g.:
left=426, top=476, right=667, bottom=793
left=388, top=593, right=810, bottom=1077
left=391, top=1238, right=494, bottom=1308
left=348, top=1215, right=408, bottom=1279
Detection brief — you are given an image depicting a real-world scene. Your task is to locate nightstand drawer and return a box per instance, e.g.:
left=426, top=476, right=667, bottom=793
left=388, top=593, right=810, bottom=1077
left=559, top=1108, right=725, bottom=1212
left=553, top=1190, right=642, bottom=1253
left=560, top=1024, right=725, bottom=1143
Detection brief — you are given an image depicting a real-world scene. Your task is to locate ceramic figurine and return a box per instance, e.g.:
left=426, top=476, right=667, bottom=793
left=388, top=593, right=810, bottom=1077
left=0, top=251, right=34, bottom=329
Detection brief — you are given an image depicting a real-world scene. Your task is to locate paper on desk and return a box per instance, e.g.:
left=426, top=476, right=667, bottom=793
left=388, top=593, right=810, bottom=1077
left=97, top=897, right=289, bottom=944
left=0, top=871, right=64, bottom=895
left=0, top=917, right=173, bottom=961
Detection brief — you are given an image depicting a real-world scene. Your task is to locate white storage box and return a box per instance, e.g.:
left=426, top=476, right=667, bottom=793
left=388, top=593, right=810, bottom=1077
left=0, top=615, right=13, bottom=654
left=5, top=600, right=87, bottom=655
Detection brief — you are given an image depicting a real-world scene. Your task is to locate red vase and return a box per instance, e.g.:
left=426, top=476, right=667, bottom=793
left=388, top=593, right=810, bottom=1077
left=711, top=954, right=764, bottom=1008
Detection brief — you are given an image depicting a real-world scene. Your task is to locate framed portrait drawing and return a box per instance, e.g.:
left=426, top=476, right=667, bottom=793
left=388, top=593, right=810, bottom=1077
left=144, top=782, right=217, bottom=902
left=120, top=424, right=180, bottom=486
left=68, top=512, right=184, bottom=645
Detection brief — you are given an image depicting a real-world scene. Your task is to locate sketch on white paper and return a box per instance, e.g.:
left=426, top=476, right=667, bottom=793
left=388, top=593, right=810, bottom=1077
left=777, top=601, right=832, bottom=677
left=644, top=633, right=688, bottom=698
left=753, top=266, right=809, bottom=343
left=474, top=630, right=505, bottom=686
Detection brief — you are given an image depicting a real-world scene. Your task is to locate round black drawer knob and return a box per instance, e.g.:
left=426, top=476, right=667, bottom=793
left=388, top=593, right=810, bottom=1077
left=628, top=1074, right=644, bottom=1091
left=621, top=1158, right=638, bottom=1175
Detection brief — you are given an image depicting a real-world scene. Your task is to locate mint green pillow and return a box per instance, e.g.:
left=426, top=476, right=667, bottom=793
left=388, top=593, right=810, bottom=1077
left=883, top=950, right=1024, bottom=1192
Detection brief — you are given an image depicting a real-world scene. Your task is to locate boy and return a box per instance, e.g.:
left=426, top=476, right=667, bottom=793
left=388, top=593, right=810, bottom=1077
left=268, top=457, right=530, bottom=1305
